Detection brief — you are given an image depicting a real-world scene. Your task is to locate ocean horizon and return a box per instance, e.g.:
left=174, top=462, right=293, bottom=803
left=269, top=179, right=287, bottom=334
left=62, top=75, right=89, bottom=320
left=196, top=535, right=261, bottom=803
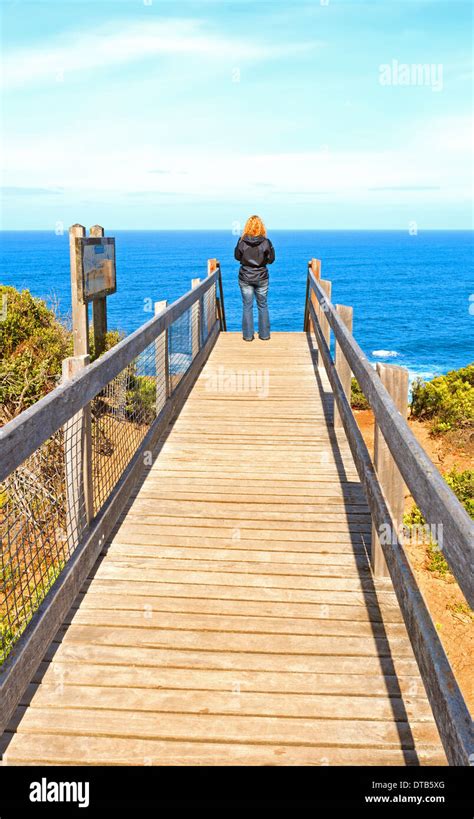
left=1, top=229, right=472, bottom=384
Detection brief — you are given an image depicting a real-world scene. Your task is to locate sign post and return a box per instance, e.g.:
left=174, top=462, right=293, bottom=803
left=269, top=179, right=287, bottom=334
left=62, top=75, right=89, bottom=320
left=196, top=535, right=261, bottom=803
left=69, top=223, right=117, bottom=358
left=67, top=222, right=117, bottom=527
left=90, top=225, right=108, bottom=356
left=69, top=224, right=88, bottom=356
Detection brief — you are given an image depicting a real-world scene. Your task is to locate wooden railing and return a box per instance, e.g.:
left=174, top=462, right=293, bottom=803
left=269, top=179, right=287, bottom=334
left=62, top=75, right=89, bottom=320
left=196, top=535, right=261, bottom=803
left=0, top=265, right=226, bottom=735
left=304, top=259, right=473, bottom=766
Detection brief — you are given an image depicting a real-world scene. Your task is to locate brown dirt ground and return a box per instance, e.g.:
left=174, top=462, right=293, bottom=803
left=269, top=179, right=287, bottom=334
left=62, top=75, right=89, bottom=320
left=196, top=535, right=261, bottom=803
left=354, top=408, right=473, bottom=712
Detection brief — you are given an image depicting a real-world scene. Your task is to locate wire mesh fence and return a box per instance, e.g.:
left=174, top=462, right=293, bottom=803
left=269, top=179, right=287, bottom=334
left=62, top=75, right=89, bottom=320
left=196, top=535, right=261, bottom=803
left=0, top=279, right=217, bottom=664
left=91, top=340, right=160, bottom=513
left=1, top=428, right=73, bottom=663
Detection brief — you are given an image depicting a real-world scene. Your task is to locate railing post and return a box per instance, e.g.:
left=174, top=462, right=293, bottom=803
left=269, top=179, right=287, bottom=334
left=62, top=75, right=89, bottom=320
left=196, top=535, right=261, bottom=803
left=319, top=278, right=332, bottom=348
left=207, top=258, right=217, bottom=336
left=191, top=278, right=201, bottom=358
left=69, top=224, right=88, bottom=357
left=304, top=271, right=310, bottom=332
left=216, top=262, right=227, bottom=331
left=306, top=259, right=321, bottom=333
left=90, top=224, right=107, bottom=357
left=371, top=362, right=409, bottom=577
left=154, top=300, right=169, bottom=411
left=62, top=354, right=94, bottom=543
left=334, top=305, right=353, bottom=429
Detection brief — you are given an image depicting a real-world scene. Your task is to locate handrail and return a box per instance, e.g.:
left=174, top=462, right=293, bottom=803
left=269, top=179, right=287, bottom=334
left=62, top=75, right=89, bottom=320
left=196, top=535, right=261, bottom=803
left=305, top=268, right=473, bottom=766
left=0, top=271, right=219, bottom=483
left=308, top=269, right=474, bottom=608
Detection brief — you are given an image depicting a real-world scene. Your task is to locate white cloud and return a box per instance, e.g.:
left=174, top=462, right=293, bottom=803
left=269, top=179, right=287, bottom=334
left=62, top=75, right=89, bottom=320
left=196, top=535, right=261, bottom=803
left=0, top=18, right=318, bottom=90
left=2, top=114, right=471, bottom=206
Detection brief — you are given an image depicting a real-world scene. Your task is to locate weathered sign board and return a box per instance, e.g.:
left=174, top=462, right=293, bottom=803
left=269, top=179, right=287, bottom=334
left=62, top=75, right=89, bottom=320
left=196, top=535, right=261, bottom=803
left=75, top=237, right=116, bottom=303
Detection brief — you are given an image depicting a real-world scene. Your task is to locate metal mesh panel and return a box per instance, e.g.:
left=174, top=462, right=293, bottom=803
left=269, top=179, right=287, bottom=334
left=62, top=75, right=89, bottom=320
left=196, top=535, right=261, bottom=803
left=0, top=425, right=83, bottom=663
left=91, top=337, right=165, bottom=513
left=169, top=306, right=193, bottom=391
left=201, top=280, right=216, bottom=346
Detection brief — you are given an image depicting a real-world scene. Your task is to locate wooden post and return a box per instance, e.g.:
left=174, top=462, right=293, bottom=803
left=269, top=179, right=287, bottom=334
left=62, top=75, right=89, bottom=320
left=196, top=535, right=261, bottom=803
left=62, top=355, right=94, bottom=542
left=69, top=224, right=88, bottom=356
left=154, top=300, right=169, bottom=411
left=334, top=305, right=353, bottom=430
left=319, top=279, right=332, bottom=348
left=191, top=278, right=201, bottom=359
left=371, top=363, right=409, bottom=577
left=207, top=258, right=218, bottom=335
left=308, top=258, right=321, bottom=334
left=216, top=263, right=227, bottom=331
left=90, top=225, right=107, bottom=357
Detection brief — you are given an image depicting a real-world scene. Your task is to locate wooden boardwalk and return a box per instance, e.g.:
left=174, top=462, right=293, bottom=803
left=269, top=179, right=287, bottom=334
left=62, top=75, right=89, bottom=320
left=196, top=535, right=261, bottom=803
left=2, top=332, right=446, bottom=765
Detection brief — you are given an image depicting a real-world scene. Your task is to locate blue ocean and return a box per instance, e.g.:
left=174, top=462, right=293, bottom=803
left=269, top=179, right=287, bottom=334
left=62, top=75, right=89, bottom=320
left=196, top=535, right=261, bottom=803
left=1, top=230, right=472, bottom=382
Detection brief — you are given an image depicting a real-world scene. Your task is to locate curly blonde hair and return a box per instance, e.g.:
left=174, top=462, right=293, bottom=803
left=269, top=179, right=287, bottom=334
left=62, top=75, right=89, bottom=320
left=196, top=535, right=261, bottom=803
left=242, top=215, right=267, bottom=237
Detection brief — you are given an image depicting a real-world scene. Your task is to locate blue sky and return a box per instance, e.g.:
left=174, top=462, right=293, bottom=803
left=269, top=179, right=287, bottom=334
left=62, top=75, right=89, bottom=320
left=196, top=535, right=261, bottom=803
left=0, top=0, right=472, bottom=229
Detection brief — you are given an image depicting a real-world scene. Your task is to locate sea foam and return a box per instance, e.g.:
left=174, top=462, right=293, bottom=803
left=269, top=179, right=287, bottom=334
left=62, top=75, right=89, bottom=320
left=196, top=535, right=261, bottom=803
left=371, top=350, right=399, bottom=358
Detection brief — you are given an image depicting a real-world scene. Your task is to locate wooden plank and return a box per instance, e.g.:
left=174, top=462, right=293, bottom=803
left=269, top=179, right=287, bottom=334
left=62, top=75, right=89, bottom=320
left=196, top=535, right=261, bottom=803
left=73, top=591, right=404, bottom=623
left=30, top=662, right=423, bottom=697
left=43, top=641, right=424, bottom=677
left=102, top=542, right=372, bottom=566
left=92, top=565, right=380, bottom=592
left=83, top=577, right=402, bottom=609
left=2, top=733, right=446, bottom=766
left=56, top=623, right=414, bottom=658
left=66, top=608, right=407, bottom=640
left=110, top=530, right=371, bottom=549
left=22, top=684, right=435, bottom=723
left=91, top=555, right=371, bottom=580
left=108, top=529, right=369, bottom=548
left=10, top=707, right=442, bottom=749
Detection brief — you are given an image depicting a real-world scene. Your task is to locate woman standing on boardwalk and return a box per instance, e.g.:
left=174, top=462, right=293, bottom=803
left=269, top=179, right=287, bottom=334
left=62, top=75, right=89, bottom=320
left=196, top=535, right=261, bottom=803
left=234, top=215, right=275, bottom=341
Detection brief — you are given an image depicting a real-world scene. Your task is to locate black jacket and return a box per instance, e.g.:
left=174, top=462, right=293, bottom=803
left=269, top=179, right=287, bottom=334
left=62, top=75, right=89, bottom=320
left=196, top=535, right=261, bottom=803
left=234, top=235, right=275, bottom=285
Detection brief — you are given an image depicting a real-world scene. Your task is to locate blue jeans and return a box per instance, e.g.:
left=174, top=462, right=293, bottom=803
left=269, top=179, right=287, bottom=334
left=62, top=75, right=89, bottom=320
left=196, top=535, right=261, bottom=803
left=239, top=280, right=270, bottom=340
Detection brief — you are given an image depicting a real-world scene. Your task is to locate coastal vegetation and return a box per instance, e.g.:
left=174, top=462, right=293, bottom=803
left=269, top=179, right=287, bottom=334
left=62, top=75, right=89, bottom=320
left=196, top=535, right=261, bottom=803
left=410, top=364, right=474, bottom=435
left=403, top=469, right=474, bottom=577
left=0, top=285, right=72, bottom=423
left=0, top=284, right=122, bottom=425
left=350, top=376, right=370, bottom=410
left=404, top=467, right=474, bottom=577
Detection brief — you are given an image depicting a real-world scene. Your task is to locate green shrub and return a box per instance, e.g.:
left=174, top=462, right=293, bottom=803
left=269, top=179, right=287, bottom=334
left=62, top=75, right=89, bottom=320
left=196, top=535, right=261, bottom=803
left=403, top=467, right=473, bottom=577
left=89, top=328, right=123, bottom=362
left=0, top=285, right=72, bottom=422
left=351, top=377, right=370, bottom=410
left=426, top=542, right=449, bottom=576
left=0, top=286, right=126, bottom=425
left=444, top=468, right=474, bottom=518
left=410, top=364, right=474, bottom=433
left=126, top=375, right=156, bottom=424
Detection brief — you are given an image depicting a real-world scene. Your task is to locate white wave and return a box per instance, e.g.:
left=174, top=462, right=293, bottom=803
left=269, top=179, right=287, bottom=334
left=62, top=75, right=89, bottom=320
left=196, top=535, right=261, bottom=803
left=371, top=349, right=400, bottom=358
left=407, top=367, right=444, bottom=383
